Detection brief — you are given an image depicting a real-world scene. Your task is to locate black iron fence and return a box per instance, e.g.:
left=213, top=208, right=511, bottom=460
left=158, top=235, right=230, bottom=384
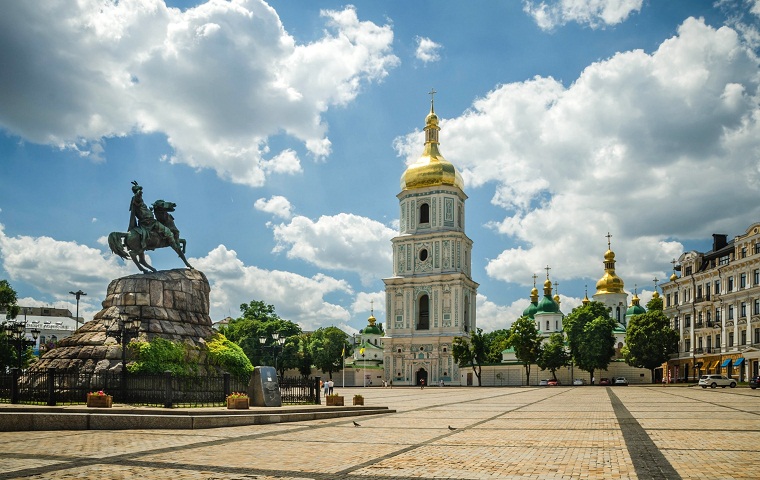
left=0, top=368, right=320, bottom=407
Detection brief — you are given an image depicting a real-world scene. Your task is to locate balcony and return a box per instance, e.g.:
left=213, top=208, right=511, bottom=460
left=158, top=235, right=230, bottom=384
left=695, top=322, right=705, bottom=329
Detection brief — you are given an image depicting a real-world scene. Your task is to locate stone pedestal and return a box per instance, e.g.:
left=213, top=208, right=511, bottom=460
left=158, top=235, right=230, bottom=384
left=33, top=269, right=216, bottom=374
left=248, top=366, right=282, bottom=407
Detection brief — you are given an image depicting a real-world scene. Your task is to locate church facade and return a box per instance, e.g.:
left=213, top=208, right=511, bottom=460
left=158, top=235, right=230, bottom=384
left=382, top=97, right=479, bottom=386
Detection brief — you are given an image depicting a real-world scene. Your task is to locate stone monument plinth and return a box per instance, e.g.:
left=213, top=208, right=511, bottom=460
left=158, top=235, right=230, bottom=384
left=34, top=269, right=217, bottom=374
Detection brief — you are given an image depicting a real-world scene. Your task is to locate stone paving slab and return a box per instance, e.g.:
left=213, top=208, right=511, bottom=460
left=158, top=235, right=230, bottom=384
left=1, top=386, right=759, bottom=480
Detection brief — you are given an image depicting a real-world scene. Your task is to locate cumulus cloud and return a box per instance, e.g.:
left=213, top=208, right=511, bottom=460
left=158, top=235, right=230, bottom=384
left=523, top=0, right=643, bottom=30
left=191, top=245, right=353, bottom=329
left=272, top=213, right=396, bottom=285
left=395, top=18, right=760, bottom=290
left=0, top=1, right=399, bottom=187
left=415, top=36, right=442, bottom=63
left=254, top=195, right=293, bottom=219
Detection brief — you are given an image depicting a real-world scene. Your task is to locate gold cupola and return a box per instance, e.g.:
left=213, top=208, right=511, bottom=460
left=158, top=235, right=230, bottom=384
left=400, top=92, right=464, bottom=191
left=595, top=234, right=625, bottom=295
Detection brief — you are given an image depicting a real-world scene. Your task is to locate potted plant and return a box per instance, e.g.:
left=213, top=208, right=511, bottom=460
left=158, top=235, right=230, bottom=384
left=326, top=393, right=344, bottom=406
left=353, top=394, right=364, bottom=406
left=86, top=390, right=113, bottom=408
left=226, top=392, right=249, bottom=409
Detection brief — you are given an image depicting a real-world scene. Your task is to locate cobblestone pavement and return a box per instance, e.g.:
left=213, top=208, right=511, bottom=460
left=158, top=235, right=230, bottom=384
left=1, top=385, right=758, bottom=479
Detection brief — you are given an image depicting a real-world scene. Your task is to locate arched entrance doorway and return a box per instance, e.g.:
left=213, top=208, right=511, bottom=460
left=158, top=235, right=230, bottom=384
left=416, top=368, right=428, bottom=386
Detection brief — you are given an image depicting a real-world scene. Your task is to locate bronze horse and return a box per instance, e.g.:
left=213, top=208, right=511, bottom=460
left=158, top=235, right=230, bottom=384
left=108, top=200, right=193, bottom=273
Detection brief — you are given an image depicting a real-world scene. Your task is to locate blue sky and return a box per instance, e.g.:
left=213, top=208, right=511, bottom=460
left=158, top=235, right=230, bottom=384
left=2, top=0, right=760, bottom=333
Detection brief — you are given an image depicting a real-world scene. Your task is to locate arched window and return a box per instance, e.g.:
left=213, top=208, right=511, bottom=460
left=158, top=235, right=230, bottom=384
left=417, top=294, right=430, bottom=330
left=463, top=296, right=470, bottom=332
left=419, top=203, right=430, bottom=224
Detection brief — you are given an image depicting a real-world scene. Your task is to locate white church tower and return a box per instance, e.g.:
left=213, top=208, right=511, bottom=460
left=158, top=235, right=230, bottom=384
left=383, top=93, right=479, bottom=387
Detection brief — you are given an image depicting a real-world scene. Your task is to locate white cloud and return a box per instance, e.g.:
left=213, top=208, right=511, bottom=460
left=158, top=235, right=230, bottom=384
left=191, top=245, right=353, bottom=330
left=272, top=213, right=396, bottom=285
left=395, top=17, right=760, bottom=290
left=351, top=290, right=386, bottom=320
left=523, top=0, right=643, bottom=30
left=415, top=36, right=442, bottom=63
left=0, top=1, right=399, bottom=187
left=254, top=195, right=293, bottom=219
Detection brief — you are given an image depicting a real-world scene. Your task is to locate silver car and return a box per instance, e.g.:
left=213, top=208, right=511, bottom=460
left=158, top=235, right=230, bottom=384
left=698, top=374, right=737, bottom=389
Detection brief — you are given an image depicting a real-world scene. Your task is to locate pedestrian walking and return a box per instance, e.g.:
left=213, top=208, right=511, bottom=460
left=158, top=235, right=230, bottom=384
left=323, top=380, right=329, bottom=397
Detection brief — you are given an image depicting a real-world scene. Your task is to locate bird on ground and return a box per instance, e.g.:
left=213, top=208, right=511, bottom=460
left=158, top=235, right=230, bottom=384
left=448, top=425, right=457, bottom=430
left=353, top=421, right=361, bottom=427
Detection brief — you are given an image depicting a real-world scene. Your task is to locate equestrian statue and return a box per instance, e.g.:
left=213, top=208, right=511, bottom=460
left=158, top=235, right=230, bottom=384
left=108, top=181, right=193, bottom=273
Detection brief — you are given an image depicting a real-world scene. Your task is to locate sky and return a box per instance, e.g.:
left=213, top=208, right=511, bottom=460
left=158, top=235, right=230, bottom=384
left=2, top=0, right=760, bottom=335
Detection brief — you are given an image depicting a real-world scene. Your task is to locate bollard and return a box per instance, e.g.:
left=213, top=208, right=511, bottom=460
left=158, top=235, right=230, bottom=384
left=314, top=376, right=321, bottom=405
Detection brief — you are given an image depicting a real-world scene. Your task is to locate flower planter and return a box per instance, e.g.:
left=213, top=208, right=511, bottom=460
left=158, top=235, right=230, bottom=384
left=227, top=397, right=249, bottom=409
left=353, top=397, right=364, bottom=406
left=326, top=395, right=344, bottom=406
left=86, top=394, right=113, bottom=408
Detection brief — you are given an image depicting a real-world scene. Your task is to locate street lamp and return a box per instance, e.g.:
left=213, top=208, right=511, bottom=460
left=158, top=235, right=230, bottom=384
left=106, top=309, right=141, bottom=371
left=259, top=332, right=286, bottom=374
left=3, top=321, right=40, bottom=370
left=69, top=290, right=87, bottom=329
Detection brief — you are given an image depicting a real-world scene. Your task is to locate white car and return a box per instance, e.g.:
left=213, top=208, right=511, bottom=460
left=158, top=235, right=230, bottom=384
left=698, top=374, right=737, bottom=389
left=539, top=379, right=549, bottom=386
left=613, top=377, right=628, bottom=386
left=572, top=379, right=585, bottom=386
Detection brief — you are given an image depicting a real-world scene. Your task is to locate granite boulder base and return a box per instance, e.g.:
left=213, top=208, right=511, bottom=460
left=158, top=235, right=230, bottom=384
left=33, top=269, right=218, bottom=374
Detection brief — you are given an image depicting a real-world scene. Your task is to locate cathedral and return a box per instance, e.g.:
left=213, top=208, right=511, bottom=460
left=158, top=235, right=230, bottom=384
left=382, top=96, right=479, bottom=386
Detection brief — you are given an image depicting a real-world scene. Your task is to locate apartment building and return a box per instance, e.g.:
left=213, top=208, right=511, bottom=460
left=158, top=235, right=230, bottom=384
left=662, top=225, right=760, bottom=382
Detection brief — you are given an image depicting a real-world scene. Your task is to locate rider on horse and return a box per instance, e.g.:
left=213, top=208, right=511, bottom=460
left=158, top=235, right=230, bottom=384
left=129, top=182, right=178, bottom=251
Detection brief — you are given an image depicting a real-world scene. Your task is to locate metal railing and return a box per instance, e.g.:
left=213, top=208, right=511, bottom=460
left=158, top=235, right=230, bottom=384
left=0, top=368, right=320, bottom=407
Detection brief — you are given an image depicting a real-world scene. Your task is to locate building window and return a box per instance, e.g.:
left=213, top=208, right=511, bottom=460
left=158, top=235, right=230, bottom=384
left=716, top=334, right=721, bottom=350
left=698, top=312, right=703, bottom=325
left=705, top=283, right=710, bottom=301
left=719, top=256, right=730, bottom=265
left=755, top=328, right=760, bottom=344
left=546, top=321, right=550, bottom=331
left=741, top=302, right=747, bottom=318
left=674, top=292, right=679, bottom=305
left=685, top=315, right=691, bottom=328
left=728, top=305, right=734, bottom=320
left=673, top=316, right=679, bottom=329
left=741, top=330, right=747, bottom=345
left=419, top=203, right=430, bottom=224
left=742, top=247, right=747, bottom=258
left=755, top=300, right=760, bottom=316
left=685, top=266, right=693, bottom=276
left=728, top=276, right=734, bottom=292
left=741, top=273, right=747, bottom=289
left=417, top=295, right=430, bottom=330
left=715, top=280, right=720, bottom=295
left=685, top=339, right=691, bottom=352
left=716, top=309, right=721, bottom=322
left=697, top=285, right=702, bottom=300
left=755, top=269, right=760, bottom=286
left=666, top=294, right=671, bottom=307
left=755, top=242, right=760, bottom=255
left=729, top=332, right=734, bottom=348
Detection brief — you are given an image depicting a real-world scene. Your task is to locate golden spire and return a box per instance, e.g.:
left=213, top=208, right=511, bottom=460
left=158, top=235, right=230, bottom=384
left=669, top=259, right=678, bottom=282
left=553, top=281, right=560, bottom=305
left=582, top=285, right=590, bottom=305
left=530, top=273, right=539, bottom=302
left=652, top=277, right=660, bottom=299
left=368, top=299, right=376, bottom=324
left=400, top=90, right=464, bottom=191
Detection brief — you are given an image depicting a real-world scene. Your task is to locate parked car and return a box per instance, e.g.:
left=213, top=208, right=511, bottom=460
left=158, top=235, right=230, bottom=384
left=599, top=378, right=610, bottom=386
left=547, top=379, right=560, bottom=386
left=572, top=378, right=585, bottom=386
left=698, top=374, right=737, bottom=389
left=539, top=379, right=549, bottom=386
left=613, top=377, right=629, bottom=386
left=749, top=375, right=760, bottom=390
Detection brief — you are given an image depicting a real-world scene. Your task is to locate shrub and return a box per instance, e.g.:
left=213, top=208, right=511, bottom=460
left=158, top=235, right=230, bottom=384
left=128, top=337, right=195, bottom=375
left=206, top=333, right=254, bottom=381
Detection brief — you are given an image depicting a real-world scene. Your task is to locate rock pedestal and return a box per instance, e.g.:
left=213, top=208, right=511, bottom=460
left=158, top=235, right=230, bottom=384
left=34, top=269, right=216, bottom=374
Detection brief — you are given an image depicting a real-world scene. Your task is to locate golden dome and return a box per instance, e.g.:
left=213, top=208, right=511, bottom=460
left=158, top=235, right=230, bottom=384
left=652, top=290, right=660, bottom=299
left=401, top=96, right=464, bottom=191
left=595, top=237, right=625, bottom=295
left=670, top=272, right=677, bottom=281
left=530, top=287, right=539, bottom=301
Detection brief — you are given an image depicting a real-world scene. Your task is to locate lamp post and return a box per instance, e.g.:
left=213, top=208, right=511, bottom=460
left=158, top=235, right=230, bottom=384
left=106, top=309, right=141, bottom=402
left=259, top=332, right=286, bottom=374
left=69, top=290, right=87, bottom=329
left=3, top=321, right=40, bottom=370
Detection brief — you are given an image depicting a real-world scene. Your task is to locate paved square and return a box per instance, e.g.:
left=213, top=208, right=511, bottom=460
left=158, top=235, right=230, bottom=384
left=1, top=386, right=758, bottom=479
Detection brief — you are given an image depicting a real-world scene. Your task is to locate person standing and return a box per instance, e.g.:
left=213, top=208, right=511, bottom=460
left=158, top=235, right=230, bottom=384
left=323, top=379, right=329, bottom=398
left=328, top=379, right=334, bottom=395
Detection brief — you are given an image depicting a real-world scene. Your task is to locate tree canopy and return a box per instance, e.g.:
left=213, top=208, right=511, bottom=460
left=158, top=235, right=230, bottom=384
left=621, top=308, right=678, bottom=382
left=308, top=326, right=350, bottom=379
left=452, top=328, right=488, bottom=386
left=563, top=301, right=616, bottom=382
left=537, top=332, right=570, bottom=381
left=506, top=316, right=543, bottom=385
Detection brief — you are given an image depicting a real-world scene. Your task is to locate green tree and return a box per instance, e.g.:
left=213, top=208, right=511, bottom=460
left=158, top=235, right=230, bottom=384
left=0, top=280, right=19, bottom=320
left=0, top=280, right=23, bottom=372
left=537, top=332, right=570, bottom=381
left=220, top=300, right=302, bottom=369
left=308, top=326, right=349, bottom=380
left=295, top=333, right=315, bottom=377
left=484, top=328, right=511, bottom=364
left=506, top=316, right=543, bottom=385
left=646, top=295, right=663, bottom=312
left=563, top=301, right=616, bottom=383
left=452, top=328, right=488, bottom=386
left=621, top=309, right=679, bottom=383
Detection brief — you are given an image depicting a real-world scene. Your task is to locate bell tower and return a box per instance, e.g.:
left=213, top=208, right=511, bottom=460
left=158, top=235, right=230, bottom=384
left=383, top=92, right=479, bottom=386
